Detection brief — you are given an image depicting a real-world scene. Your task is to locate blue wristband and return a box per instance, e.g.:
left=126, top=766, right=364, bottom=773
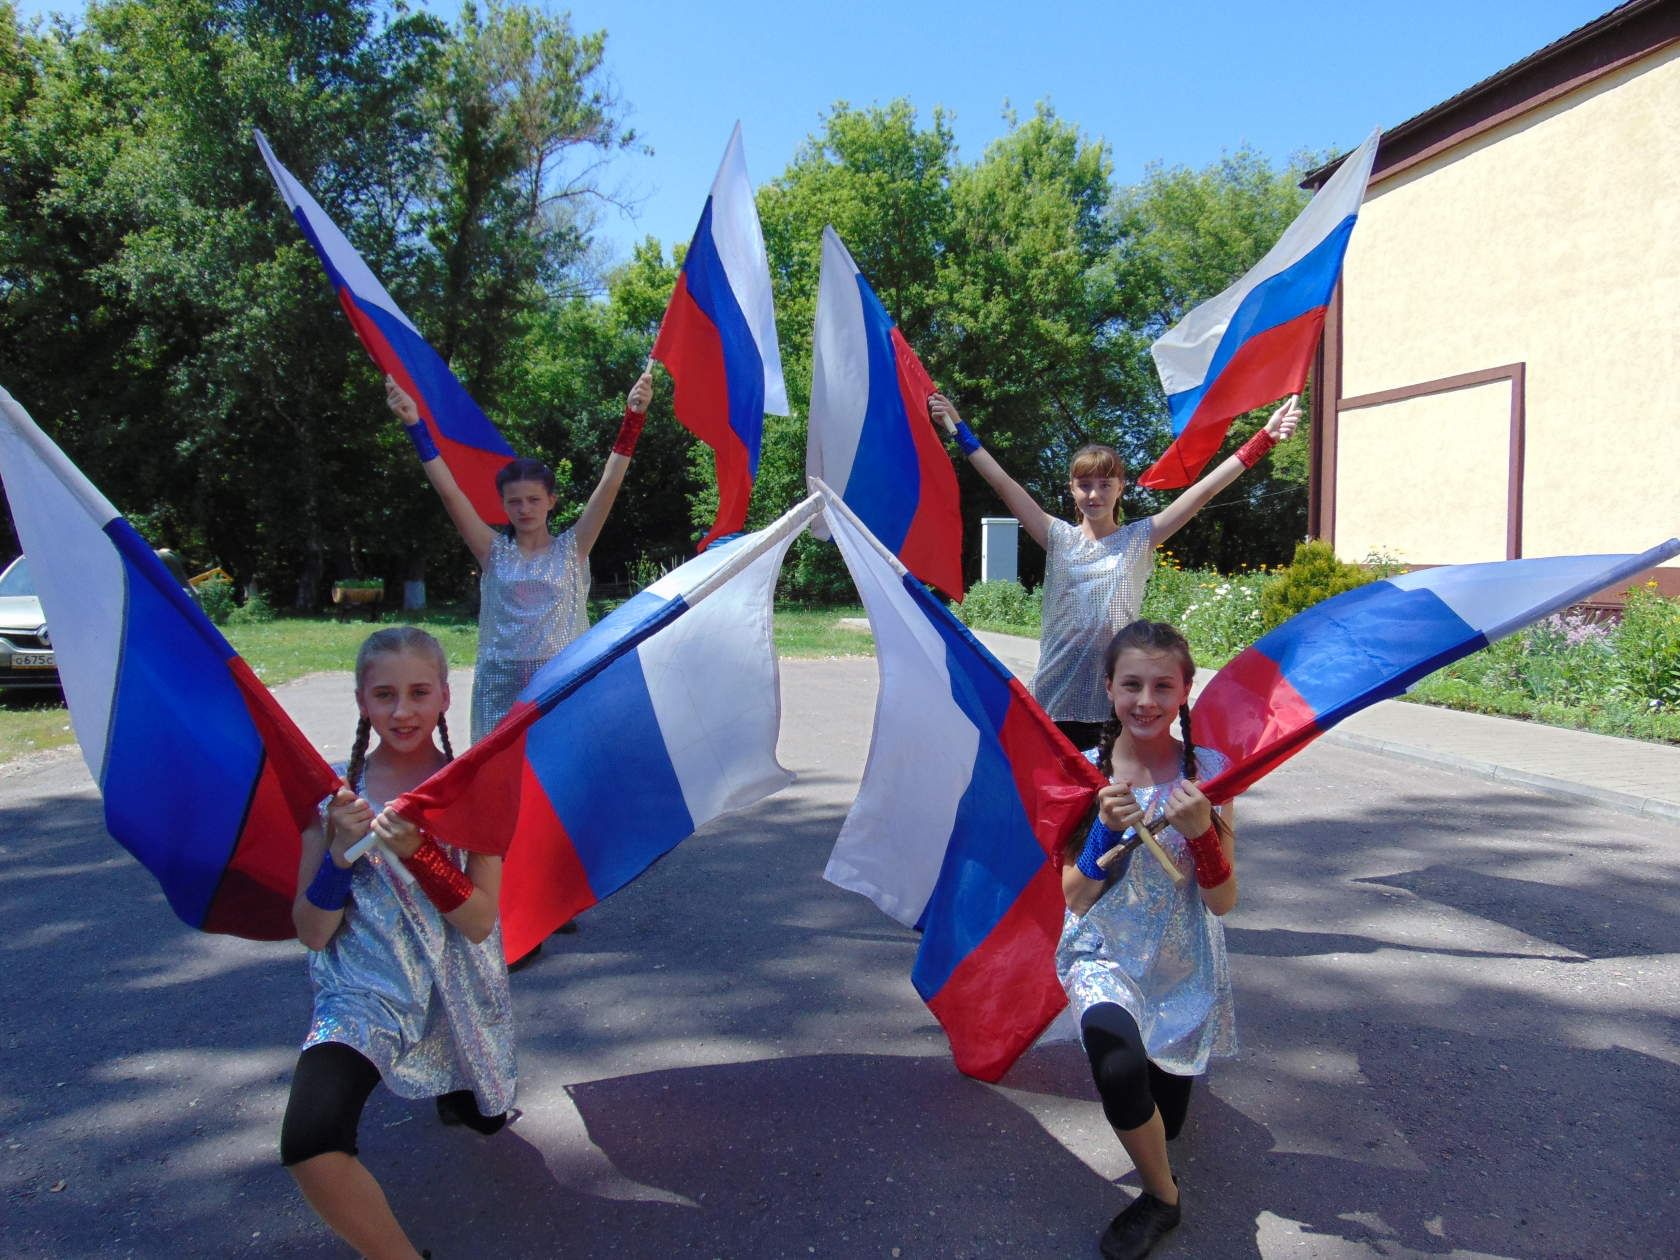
left=304, top=851, right=355, bottom=910
left=1076, top=815, right=1131, bottom=881
left=404, top=422, right=440, bottom=462
left=953, top=420, right=982, bottom=456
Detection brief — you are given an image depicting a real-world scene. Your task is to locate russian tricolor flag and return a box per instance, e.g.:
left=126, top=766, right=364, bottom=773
left=652, top=123, right=788, bottom=549
left=390, top=496, right=819, bottom=961
left=0, top=386, right=340, bottom=939
left=255, top=131, right=517, bottom=525
left=818, top=486, right=1104, bottom=1082
left=1195, top=540, right=1680, bottom=805
left=808, top=227, right=964, bottom=600
left=1141, top=128, right=1380, bottom=489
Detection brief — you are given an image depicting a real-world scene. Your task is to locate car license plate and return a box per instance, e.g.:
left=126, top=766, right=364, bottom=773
left=11, top=651, right=54, bottom=669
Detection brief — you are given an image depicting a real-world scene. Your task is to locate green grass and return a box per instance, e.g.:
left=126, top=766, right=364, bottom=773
left=0, top=604, right=877, bottom=768
left=959, top=617, right=1042, bottom=639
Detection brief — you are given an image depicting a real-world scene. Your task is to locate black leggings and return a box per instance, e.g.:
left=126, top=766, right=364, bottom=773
left=1081, top=1003, right=1196, bottom=1140
left=280, top=1042, right=505, bottom=1167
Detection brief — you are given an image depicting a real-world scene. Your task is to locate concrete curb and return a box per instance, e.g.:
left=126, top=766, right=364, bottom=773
left=1322, top=728, right=1680, bottom=823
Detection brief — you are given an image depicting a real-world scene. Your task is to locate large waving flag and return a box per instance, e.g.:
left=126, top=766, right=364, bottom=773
left=1141, top=128, right=1381, bottom=489
left=0, top=387, right=340, bottom=939
left=807, top=227, right=963, bottom=600
left=1195, top=540, right=1680, bottom=805
left=255, top=131, right=516, bottom=524
left=652, top=123, right=788, bottom=550
left=391, top=495, right=819, bottom=961
left=817, top=482, right=1105, bottom=1082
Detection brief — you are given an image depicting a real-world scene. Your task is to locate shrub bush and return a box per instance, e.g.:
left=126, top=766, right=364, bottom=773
left=1612, top=586, right=1680, bottom=709
left=954, top=580, right=1042, bottom=634
left=196, top=574, right=236, bottom=626
left=1259, top=540, right=1378, bottom=630
left=226, top=588, right=277, bottom=625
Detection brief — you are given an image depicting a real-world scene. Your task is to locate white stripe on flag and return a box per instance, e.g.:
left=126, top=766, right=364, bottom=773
left=0, top=387, right=128, bottom=782
left=707, top=122, right=788, bottom=416
left=806, top=226, right=871, bottom=540
left=254, top=130, right=421, bottom=337
left=820, top=498, right=978, bottom=927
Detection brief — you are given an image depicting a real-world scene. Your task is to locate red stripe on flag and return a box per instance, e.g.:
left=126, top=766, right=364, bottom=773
left=1193, top=649, right=1322, bottom=805
left=924, top=864, right=1069, bottom=1082
left=497, top=756, right=597, bottom=963
left=1139, top=307, right=1327, bottom=488
left=998, top=680, right=1106, bottom=854
left=204, top=657, right=341, bottom=939
left=888, top=328, right=965, bottom=600
left=653, top=273, right=754, bottom=549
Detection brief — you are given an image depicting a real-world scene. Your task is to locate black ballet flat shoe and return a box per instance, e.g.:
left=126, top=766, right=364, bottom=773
left=507, top=942, right=542, bottom=971
left=1099, top=1187, right=1181, bottom=1260
left=435, top=1091, right=508, bottom=1136
left=553, top=919, right=579, bottom=935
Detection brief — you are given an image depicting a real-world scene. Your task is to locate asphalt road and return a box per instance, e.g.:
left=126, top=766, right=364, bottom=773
left=2, top=659, right=1677, bottom=1259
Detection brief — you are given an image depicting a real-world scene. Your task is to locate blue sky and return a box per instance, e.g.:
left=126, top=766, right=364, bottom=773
left=16, top=0, right=1617, bottom=264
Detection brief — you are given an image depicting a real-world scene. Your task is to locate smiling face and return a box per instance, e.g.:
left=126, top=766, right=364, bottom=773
left=500, top=478, right=558, bottom=538
left=1105, top=646, right=1191, bottom=743
left=357, top=647, right=450, bottom=757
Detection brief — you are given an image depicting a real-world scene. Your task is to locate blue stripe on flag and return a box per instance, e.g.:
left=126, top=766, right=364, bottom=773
left=100, top=520, right=263, bottom=928
left=838, top=274, right=921, bottom=554
left=354, top=302, right=513, bottom=456
left=681, top=197, right=767, bottom=472
left=524, top=646, right=695, bottom=899
left=900, top=579, right=1043, bottom=996
left=1165, top=215, right=1357, bottom=431
left=1253, top=580, right=1483, bottom=722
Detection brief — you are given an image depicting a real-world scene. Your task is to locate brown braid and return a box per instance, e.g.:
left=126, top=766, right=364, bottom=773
left=436, top=713, right=455, bottom=763
left=1096, top=716, right=1122, bottom=779
left=345, top=715, right=372, bottom=794
left=1178, top=703, right=1198, bottom=779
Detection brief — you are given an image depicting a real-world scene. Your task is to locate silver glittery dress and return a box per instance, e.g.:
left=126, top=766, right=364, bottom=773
left=302, top=775, right=517, bottom=1115
left=1056, top=745, right=1236, bottom=1076
left=1032, top=517, right=1155, bottom=722
left=472, top=527, right=590, bottom=742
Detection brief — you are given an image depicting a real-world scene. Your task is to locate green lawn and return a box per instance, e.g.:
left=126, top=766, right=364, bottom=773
left=0, top=604, right=875, bottom=768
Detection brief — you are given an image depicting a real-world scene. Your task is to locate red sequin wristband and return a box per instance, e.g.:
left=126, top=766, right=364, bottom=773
left=401, top=838, right=474, bottom=913
left=1234, top=428, right=1277, bottom=468
left=1184, top=823, right=1232, bottom=890
left=612, top=406, right=647, bottom=458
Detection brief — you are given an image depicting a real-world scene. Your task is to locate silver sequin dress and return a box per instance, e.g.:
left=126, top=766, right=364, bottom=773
left=302, top=774, right=517, bottom=1115
left=472, top=527, right=590, bottom=743
left=1056, top=745, right=1236, bottom=1076
left=1031, top=517, right=1155, bottom=723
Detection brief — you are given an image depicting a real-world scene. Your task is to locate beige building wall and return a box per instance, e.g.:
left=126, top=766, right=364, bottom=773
left=1333, top=42, right=1680, bottom=566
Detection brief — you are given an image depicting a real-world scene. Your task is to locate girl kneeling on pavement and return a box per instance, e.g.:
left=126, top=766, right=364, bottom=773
left=281, top=627, right=514, bottom=1260
left=1058, top=619, right=1240, bottom=1260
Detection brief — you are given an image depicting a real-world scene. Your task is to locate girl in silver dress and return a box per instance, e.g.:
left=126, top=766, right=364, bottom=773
left=386, top=370, right=656, bottom=744
left=282, top=627, right=515, bottom=1259
left=1057, top=620, right=1240, bottom=1260
left=928, top=392, right=1298, bottom=753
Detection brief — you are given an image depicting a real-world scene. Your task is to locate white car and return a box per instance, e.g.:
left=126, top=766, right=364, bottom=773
left=0, top=555, right=58, bottom=693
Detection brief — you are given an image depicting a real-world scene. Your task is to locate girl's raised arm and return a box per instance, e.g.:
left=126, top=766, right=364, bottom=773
left=1148, top=396, right=1299, bottom=549
left=387, top=376, right=500, bottom=567
left=571, top=370, right=654, bottom=562
left=929, top=393, right=1052, bottom=549
left=368, top=808, right=505, bottom=945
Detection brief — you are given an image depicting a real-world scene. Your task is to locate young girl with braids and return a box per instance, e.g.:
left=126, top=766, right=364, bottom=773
left=928, top=392, right=1298, bottom=753
left=282, top=627, right=514, bottom=1260
left=387, top=370, right=655, bottom=744
left=1057, top=620, right=1238, bottom=1260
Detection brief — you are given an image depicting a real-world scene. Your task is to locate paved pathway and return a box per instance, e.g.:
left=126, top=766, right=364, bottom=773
left=2, top=660, right=1677, bottom=1258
